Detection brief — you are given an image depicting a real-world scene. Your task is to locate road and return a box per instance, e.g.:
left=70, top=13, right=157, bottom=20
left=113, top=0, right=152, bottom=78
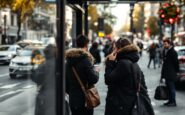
left=0, top=65, right=36, bottom=115
left=0, top=51, right=185, bottom=115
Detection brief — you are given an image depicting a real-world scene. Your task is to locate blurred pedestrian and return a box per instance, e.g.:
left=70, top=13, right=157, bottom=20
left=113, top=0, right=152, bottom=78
left=89, top=42, right=101, bottom=64
left=65, top=35, right=99, bottom=115
left=137, top=41, right=143, bottom=56
left=147, top=43, right=156, bottom=69
left=161, top=39, right=179, bottom=106
left=155, top=43, right=163, bottom=68
left=103, top=40, right=114, bottom=57
left=31, top=44, right=57, bottom=115
left=104, top=38, right=152, bottom=115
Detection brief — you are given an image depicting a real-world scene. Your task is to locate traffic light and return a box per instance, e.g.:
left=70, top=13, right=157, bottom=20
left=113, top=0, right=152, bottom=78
left=98, top=18, right=104, bottom=31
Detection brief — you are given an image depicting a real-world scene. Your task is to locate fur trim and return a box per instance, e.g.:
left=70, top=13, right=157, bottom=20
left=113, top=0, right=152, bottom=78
left=117, top=44, right=139, bottom=54
left=65, top=48, right=94, bottom=63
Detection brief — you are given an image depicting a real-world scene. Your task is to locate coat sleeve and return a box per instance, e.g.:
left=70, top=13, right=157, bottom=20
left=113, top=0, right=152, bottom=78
left=140, top=71, right=149, bottom=97
left=82, top=58, right=99, bottom=85
left=105, top=60, right=131, bottom=85
left=31, top=64, right=45, bottom=85
left=65, top=63, right=70, bottom=94
left=172, top=50, right=179, bottom=72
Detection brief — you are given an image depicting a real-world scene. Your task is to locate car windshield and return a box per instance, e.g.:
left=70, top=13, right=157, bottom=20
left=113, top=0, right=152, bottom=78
left=19, top=50, right=32, bottom=56
left=0, top=46, right=15, bottom=51
left=178, top=50, right=185, bottom=56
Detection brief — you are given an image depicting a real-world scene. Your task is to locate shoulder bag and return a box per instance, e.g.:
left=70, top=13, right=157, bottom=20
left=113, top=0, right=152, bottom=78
left=72, top=67, right=100, bottom=109
left=131, top=64, right=155, bottom=115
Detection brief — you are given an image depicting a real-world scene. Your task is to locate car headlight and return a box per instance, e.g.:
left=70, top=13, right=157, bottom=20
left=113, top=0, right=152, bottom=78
left=8, top=54, right=12, bottom=58
left=10, top=61, right=16, bottom=66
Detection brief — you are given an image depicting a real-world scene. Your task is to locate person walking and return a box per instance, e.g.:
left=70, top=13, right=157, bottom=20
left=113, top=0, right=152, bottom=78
left=147, top=43, right=156, bottom=69
left=65, top=35, right=99, bottom=115
left=89, top=42, right=101, bottom=64
left=31, top=44, right=57, bottom=115
left=161, top=39, right=179, bottom=106
left=104, top=38, right=153, bottom=115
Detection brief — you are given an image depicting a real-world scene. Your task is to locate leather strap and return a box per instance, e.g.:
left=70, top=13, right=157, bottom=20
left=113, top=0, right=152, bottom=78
left=72, top=67, right=87, bottom=94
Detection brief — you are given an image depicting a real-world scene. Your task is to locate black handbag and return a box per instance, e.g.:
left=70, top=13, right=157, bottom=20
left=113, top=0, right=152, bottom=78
left=154, top=83, right=169, bottom=100
left=131, top=65, right=155, bottom=115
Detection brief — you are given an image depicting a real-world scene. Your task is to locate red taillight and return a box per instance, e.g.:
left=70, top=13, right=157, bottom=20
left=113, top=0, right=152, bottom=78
left=181, top=74, right=185, bottom=77
left=179, top=58, right=185, bottom=64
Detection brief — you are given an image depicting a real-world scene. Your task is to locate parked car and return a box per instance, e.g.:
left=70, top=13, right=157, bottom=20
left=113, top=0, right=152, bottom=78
left=0, top=45, right=21, bottom=64
left=174, top=46, right=185, bottom=86
left=17, top=40, right=43, bottom=48
left=9, top=46, right=45, bottom=79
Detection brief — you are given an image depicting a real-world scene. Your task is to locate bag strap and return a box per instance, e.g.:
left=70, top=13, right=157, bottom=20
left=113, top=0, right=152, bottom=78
left=131, top=62, right=141, bottom=94
left=72, top=67, right=87, bottom=94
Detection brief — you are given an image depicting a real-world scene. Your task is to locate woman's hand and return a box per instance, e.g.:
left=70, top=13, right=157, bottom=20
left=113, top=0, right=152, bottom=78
left=108, top=51, right=117, bottom=61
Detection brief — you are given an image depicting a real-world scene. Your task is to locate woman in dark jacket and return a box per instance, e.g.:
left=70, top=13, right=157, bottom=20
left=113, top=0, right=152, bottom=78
left=31, top=44, right=56, bottom=115
left=104, top=38, right=152, bottom=115
left=65, top=35, right=99, bottom=115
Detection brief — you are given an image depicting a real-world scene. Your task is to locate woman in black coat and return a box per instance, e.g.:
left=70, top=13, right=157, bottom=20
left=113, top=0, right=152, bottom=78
left=104, top=38, right=152, bottom=115
left=31, top=44, right=56, bottom=115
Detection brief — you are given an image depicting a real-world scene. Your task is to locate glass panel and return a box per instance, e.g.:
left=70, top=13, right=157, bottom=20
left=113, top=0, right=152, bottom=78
left=0, top=2, right=59, bottom=115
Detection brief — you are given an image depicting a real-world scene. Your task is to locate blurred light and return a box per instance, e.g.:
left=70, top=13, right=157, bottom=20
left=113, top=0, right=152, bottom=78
left=98, top=31, right=104, bottom=37
left=161, top=14, right=165, bottom=18
left=88, top=16, right=91, bottom=21
left=94, top=22, right=98, bottom=26
left=169, top=18, right=175, bottom=24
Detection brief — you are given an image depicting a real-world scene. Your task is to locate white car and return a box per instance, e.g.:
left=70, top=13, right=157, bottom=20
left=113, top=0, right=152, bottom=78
left=0, top=45, right=21, bottom=64
left=9, top=46, right=45, bottom=79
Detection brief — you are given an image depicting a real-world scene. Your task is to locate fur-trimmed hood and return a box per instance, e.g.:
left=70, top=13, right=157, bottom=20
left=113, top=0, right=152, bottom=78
left=65, top=48, right=94, bottom=65
left=116, top=44, right=140, bottom=63
left=117, top=44, right=139, bottom=54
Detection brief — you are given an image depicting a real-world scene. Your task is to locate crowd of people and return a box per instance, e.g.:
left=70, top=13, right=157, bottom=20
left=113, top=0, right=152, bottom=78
left=29, top=34, right=180, bottom=115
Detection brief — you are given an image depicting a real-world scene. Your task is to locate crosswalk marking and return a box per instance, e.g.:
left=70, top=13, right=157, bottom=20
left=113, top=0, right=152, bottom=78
left=23, top=85, right=35, bottom=89
left=0, top=83, right=20, bottom=89
left=0, top=73, right=9, bottom=78
left=0, top=90, right=22, bottom=98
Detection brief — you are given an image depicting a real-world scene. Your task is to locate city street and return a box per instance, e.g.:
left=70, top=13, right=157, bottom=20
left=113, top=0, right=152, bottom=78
left=0, top=51, right=185, bottom=115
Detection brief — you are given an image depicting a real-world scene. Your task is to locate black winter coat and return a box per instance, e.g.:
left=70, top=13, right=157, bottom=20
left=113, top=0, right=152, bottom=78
left=104, top=44, right=150, bottom=115
left=65, top=48, right=99, bottom=108
left=161, top=47, right=179, bottom=81
left=89, top=47, right=101, bottom=64
left=31, top=58, right=56, bottom=115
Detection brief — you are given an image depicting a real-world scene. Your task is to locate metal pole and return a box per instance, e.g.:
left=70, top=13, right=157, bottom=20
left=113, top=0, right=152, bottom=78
left=76, top=7, right=83, bottom=36
left=84, top=2, right=89, bottom=36
left=56, top=0, right=65, bottom=115
left=4, top=15, right=7, bottom=44
left=171, top=24, right=174, bottom=40
left=130, top=3, right=134, bottom=33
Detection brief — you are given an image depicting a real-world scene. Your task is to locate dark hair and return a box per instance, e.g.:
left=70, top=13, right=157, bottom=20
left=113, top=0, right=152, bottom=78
left=115, top=38, right=131, bottom=49
left=163, top=39, right=171, bottom=45
left=92, top=42, right=98, bottom=49
left=44, top=44, right=57, bottom=59
left=76, top=35, right=89, bottom=48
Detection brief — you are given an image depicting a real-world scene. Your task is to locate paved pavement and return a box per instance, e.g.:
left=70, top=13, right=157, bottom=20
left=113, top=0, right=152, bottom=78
left=94, top=51, right=185, bottom=115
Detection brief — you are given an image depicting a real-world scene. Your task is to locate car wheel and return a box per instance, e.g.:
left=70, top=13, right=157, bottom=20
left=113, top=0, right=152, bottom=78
left=10, top=74, right=16, bottom=79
